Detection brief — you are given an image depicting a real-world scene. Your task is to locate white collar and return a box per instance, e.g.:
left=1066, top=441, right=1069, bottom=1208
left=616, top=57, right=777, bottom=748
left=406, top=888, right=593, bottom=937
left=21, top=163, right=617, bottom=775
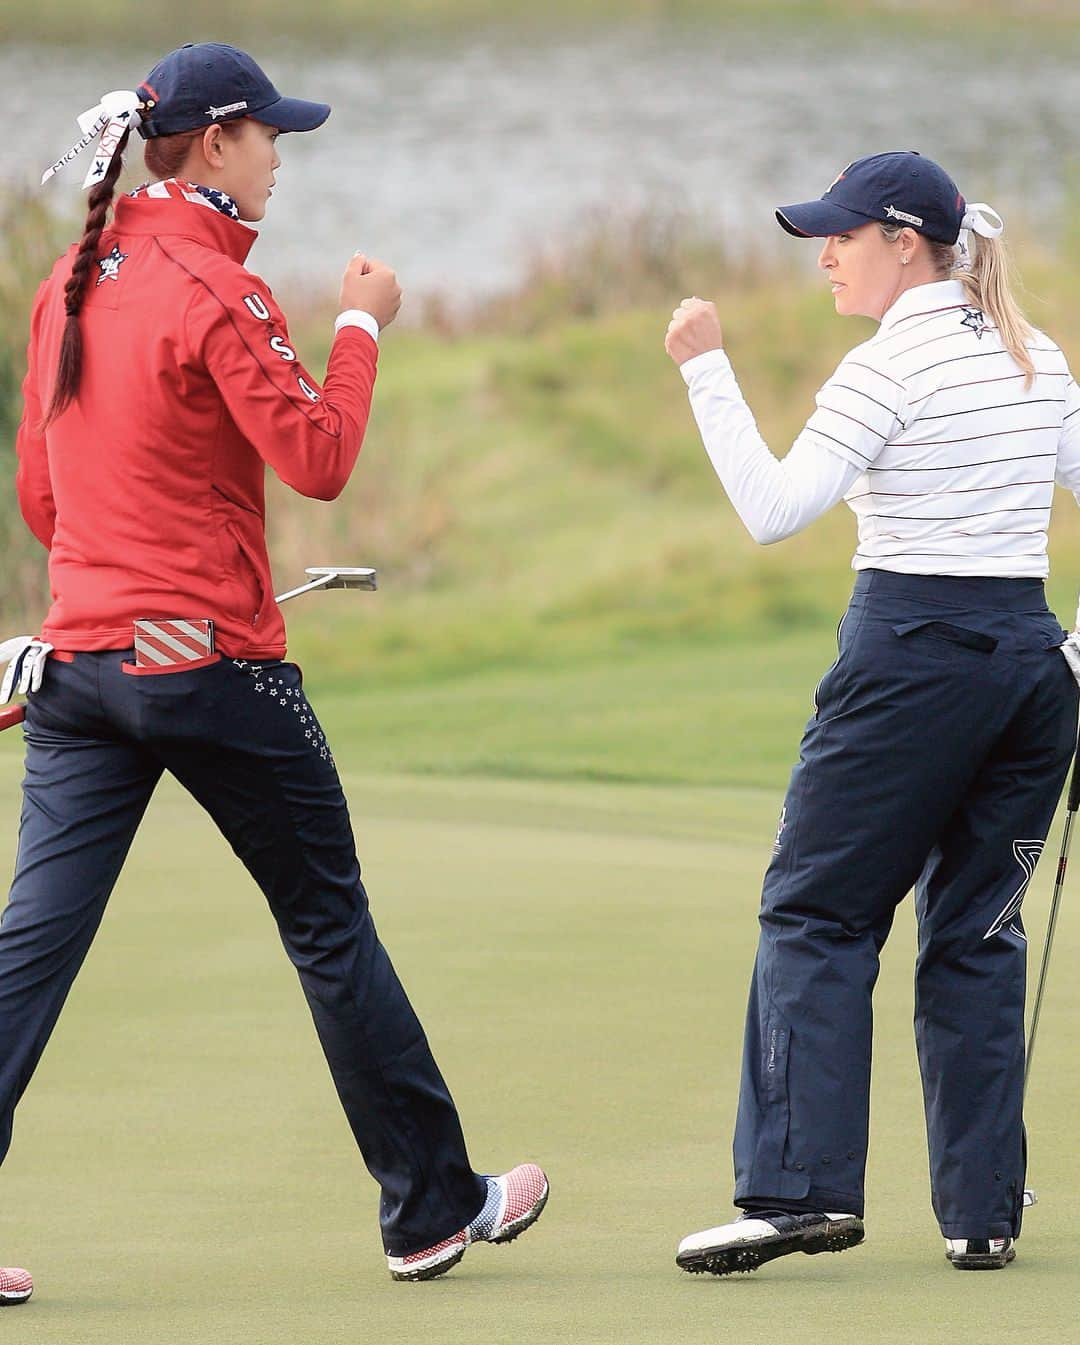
left=878, top=279, right=969, bottom=332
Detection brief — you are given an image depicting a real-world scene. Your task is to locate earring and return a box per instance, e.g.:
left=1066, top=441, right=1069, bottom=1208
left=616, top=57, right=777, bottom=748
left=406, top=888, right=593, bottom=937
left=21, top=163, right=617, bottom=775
left=901, top=257, right=910, bottom=265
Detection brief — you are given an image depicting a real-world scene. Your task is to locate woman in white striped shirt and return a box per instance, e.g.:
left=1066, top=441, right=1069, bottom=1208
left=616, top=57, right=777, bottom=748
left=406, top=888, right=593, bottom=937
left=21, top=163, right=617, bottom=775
left=666, top=151, right=1080, bottom=1277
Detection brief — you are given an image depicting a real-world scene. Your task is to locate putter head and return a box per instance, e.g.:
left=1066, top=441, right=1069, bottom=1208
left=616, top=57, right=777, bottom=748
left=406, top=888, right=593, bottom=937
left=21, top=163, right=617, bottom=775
left=305, top=566, right=377, bottom=592
left=1023, top=1188, right=1038, bottom=1208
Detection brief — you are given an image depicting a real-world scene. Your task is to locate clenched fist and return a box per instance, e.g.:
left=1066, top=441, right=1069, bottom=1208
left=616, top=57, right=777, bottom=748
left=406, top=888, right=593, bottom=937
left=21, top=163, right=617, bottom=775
left=665, top=297, right=724, bottom=366
left=340, top=253, right=402, bottom=331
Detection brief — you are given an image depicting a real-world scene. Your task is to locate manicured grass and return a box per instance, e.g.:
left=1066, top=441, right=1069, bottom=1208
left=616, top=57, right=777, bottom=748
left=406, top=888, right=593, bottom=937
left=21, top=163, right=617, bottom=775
left=0, top=723, right=1076, bottom=1344
left=304, top=630, right=831, bottom=785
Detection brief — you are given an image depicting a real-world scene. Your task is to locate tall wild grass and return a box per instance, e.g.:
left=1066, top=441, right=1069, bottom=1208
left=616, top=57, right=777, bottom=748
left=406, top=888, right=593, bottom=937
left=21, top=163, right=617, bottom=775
left=0, top=191, right=70, bottom=628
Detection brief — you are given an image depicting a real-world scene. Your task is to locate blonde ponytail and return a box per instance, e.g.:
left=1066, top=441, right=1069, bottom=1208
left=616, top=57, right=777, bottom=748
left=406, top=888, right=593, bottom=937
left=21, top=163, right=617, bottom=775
left=956, top=233, right=1035, bottom=390
left=880, top=220, right=1036, bottom=390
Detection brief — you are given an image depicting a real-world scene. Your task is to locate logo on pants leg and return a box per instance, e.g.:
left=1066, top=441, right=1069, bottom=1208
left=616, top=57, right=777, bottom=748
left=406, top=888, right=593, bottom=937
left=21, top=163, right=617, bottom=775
left=772, top=806, right=787, bottom=856
left=983, top=839, right=1044, bottom=940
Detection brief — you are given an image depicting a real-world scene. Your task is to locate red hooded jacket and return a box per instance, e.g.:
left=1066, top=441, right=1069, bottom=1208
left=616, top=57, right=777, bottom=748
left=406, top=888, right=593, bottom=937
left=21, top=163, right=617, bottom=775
left=15, top=193, right=378, bottom=659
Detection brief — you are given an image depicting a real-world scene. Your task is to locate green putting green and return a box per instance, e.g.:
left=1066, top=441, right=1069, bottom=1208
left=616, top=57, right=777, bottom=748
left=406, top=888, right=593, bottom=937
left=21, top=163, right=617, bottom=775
left=0, top=710, right=1077, bottom=1342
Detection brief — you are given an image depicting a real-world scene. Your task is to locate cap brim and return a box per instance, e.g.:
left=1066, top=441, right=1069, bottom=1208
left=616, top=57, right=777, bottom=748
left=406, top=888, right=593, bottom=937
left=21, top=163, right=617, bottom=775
left=775, top=200, right=874, bottom=238
left=250, top=95, right=331, bottom=133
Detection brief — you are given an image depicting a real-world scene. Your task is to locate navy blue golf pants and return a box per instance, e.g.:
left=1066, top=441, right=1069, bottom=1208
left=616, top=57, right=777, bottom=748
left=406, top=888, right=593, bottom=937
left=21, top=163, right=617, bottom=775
left=733, top=571, right=1078, bottom=1240
left=0, top=650, right=486, bottom=1256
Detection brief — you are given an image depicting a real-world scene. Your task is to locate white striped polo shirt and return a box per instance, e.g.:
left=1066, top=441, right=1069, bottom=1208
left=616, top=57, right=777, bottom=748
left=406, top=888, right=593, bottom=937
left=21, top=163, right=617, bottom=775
left=808, top=278, right=1079, bottom=576
left=680, top=278, right=1080, bottom=579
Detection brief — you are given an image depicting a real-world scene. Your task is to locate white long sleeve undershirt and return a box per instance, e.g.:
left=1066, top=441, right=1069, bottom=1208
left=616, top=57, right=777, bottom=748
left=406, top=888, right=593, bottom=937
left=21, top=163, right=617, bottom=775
left=680, top=348, right=861, bottom=545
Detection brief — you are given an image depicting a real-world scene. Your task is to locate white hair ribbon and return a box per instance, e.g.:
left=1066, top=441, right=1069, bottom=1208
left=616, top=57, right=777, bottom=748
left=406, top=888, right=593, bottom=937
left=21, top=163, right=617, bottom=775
left=956, top=202, right=1004, bottom=267
left=41, top=90, right=143, bottom=189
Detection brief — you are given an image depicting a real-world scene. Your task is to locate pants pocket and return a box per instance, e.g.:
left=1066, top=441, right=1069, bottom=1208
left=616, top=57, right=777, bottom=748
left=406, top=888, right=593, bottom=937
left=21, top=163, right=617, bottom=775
left=892, top=619, right=998, bottom=657
left=763, top=1011, right=791, bottom=1105
left=121, top=653, right=223, bottom=676
left=756, top=1007, right=812, bottom=1197
left=813, top=607, right=858, bottom=718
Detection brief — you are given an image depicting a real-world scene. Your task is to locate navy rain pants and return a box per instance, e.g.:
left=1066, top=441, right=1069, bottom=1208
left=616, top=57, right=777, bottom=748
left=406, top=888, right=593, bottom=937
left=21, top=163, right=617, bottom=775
left=0, top=650, right=486, bottom=1256
left=733, top=570, right=1078, bottom=1241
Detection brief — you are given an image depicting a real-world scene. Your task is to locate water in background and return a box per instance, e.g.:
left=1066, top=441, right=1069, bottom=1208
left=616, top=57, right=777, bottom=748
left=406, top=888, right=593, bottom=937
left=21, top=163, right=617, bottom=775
left=2, top=23, right=1078, bottom=300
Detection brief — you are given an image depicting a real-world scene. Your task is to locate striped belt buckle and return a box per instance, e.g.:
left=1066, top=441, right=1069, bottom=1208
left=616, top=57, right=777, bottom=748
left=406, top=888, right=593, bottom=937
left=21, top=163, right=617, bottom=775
left=133, top=618, right=215, bottom=668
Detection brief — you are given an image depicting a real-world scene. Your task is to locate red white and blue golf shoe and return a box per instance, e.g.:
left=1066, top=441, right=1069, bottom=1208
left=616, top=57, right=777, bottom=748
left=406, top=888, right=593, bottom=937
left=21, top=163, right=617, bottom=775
left=0, top=1266, right=32, bottom=1305
left=387, top=1162, right=549, bottom=1282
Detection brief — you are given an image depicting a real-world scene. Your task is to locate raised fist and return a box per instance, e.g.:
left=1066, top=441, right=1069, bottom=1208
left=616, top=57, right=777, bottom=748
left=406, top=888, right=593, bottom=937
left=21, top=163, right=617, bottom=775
left=665, top=297, right=724, bottom=365
left=340, top=254, right=402, bottom=330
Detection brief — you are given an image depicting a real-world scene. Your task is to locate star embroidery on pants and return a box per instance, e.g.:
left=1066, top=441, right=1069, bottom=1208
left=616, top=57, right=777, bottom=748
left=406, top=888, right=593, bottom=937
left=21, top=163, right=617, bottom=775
left=96, top=244, right=128, bottom=285
left=961, top=306, right=990, bottom=338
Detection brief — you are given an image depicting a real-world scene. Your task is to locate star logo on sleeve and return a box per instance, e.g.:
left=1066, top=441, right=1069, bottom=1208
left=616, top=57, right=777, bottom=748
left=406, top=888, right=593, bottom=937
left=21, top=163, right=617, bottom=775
left=961, top=307, right=990, bottom=338
left=96, top=244, right=128, bottom=286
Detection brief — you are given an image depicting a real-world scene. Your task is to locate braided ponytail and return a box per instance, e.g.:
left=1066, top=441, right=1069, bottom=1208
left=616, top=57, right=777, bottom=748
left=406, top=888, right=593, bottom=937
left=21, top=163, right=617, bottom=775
left=41, top=125, right=132, bottom=428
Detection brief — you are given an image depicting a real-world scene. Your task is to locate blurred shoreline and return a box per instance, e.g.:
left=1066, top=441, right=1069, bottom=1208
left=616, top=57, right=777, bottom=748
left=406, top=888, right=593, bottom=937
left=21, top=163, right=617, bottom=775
left=6, top=20, right=1078, bottom=301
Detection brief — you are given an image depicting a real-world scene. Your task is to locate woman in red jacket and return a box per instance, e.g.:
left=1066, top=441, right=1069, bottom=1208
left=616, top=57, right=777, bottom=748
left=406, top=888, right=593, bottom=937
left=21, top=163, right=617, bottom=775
left=0, top=43, right=546, bottom=1303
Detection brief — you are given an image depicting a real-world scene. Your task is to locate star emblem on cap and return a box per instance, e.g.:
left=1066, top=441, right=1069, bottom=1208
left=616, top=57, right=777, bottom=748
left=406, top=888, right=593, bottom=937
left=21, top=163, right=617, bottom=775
left=96, top=244, right=128, bottom=286
left=961, top=307, right=990, bottom=338
left=883, top=203, right=926, bottom=229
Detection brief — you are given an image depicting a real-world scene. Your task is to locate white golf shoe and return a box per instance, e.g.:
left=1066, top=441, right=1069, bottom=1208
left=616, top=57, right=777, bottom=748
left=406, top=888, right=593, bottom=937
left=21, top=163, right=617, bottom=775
left=677, top=1210, right=864, bottom=1276
left=945, top=1236, right=1015, bottom=1270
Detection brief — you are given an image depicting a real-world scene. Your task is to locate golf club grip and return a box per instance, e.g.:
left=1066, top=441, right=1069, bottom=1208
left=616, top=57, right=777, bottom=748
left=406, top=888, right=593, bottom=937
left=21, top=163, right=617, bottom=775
left=0, top=704, right=26, bottom=733
left=1069, top=729, right=1080, bottom=813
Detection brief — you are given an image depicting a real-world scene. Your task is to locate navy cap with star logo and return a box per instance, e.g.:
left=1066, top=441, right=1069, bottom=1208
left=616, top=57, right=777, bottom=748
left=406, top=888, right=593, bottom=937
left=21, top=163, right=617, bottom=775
left=136, top=43, right=330, bottom=139
left=775, top=151, right=966, bottom=245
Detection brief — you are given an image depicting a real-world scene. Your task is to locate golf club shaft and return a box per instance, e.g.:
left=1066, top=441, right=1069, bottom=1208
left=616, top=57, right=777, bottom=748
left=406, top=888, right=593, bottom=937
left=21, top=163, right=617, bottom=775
left=275, top=572, right=337, bottom=604
left=1025, top=729, right=1080, bottom=1094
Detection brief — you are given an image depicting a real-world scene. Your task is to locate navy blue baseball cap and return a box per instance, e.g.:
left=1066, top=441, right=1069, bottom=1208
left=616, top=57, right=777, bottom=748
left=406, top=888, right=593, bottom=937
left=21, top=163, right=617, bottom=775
left=775, top=151, right=966, bottom=245
left=136, top=43, right=330, bottom=139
